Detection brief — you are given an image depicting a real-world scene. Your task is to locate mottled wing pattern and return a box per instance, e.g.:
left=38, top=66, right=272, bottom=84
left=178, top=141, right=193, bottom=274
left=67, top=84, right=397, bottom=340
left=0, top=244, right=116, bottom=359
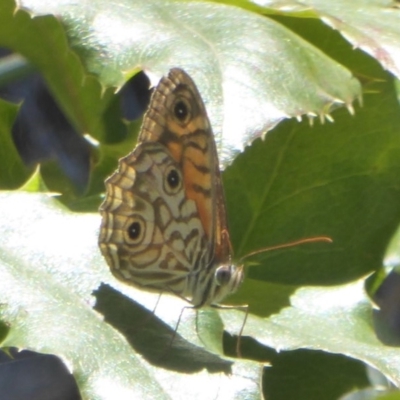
left=99, top=141, right=209, bottom=295
left=139, top=68, right=227, bottom=253
left=99, top=68, right=231, bottom=302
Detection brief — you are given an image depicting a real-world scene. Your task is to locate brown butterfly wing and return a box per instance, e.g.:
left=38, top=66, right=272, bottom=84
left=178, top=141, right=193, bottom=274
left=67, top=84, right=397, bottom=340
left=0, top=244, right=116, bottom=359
left=139, top=68, right=231, bottom=267
left=99, top=69, right=232, bottom=304
left=99, top=138, right=209, bottom=295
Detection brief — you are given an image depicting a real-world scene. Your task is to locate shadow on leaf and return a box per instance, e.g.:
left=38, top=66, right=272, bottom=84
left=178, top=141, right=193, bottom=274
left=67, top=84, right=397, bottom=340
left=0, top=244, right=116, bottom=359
left=94, top=284, right=233, bottom=373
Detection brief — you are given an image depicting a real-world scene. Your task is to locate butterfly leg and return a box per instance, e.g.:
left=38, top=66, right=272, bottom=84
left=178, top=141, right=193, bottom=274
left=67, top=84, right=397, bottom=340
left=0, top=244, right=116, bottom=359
left=211, top=303, right=249, bottom=358
left=156, top=305, right=193, bottom=361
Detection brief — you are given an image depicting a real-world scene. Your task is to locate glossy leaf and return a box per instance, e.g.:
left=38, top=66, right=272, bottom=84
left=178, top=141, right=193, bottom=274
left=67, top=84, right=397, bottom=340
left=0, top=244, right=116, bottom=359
left=17, top=0, right=361, bottom=165
left=0, top=192, right=262, bottom=399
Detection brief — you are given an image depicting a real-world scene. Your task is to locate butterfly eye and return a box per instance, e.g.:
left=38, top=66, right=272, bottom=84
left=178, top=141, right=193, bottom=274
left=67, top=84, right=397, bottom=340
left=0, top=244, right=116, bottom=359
left=173, top=98, right=191, bottom=123
left=164, top=165, right=182, bottom=195
left=125, top=217, right=145, bottom=244
left=215, top=266, right=232, bottom=286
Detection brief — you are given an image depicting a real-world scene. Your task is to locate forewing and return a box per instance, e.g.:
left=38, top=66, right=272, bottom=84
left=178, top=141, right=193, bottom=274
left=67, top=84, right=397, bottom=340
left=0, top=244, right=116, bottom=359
left=140, top=68, right=231, bottom=265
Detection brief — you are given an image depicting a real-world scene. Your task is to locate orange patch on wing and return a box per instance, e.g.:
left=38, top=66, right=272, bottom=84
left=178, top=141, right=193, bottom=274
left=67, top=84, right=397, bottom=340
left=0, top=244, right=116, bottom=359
left=166, top=120, right=189, bottom=138
left=187, top=116, right=209, bottom=133
left=183, top=145, right=213, bottom=240
left=165, top=141, right=183, bottom=164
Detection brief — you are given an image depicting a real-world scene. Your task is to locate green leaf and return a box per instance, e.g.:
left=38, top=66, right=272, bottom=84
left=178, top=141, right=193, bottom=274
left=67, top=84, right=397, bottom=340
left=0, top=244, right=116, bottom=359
left=256, top=0, right=400, bottom=78
left=18, top=167, right=49, bottom=193
left=222, top=278, right=400, bottom=387
left=225, top=68, right=400, bottom=285
left=0, top=0, right=117, bottom=143
left=17, top=0, right=361, bottom=165
left=0, top=98, right=30, bottom=188
left=262, top=350, right=369, bottom=400
left=0, top=192, right=262, bottom=399
left=211, top=1, right=400, bottom=78
left=377, top=392, right=400, bottom=400
left=0, top=320, right=9, bottom=344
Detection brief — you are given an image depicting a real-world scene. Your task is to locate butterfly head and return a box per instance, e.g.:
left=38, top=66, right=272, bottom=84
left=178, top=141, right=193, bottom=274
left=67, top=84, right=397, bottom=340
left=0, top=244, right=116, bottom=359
left=213, top=263, right=244, bottom=302
left=192, top=262, right=244, bottom=308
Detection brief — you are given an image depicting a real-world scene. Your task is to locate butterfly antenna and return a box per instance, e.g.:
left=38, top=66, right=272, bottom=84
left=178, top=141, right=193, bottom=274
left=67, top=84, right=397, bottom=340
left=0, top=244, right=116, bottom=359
left=239, top=236, right=332, bottom=263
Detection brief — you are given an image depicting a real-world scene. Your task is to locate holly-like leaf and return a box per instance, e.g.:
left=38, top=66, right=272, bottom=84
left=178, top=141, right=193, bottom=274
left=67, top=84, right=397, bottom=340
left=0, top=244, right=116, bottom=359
left=222, top=278, right=400, bottom=386
left=16, top=0, right=361, bottom=165
left=248, top=0, right=400, bottom=78
left=0, top=192, right=262, bottom=399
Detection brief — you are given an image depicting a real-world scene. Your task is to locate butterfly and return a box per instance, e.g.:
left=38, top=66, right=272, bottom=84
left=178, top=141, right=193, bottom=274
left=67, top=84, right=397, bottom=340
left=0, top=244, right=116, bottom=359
left=99, top=68, right=244, bottom=308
